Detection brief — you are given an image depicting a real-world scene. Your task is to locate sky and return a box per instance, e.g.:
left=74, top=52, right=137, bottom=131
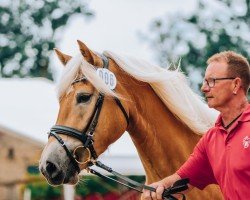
left=0, top=78, right=58, bottom=142
left=52, top=0, right=196, bottom=79
left=1, top=0, right=197, bottom=158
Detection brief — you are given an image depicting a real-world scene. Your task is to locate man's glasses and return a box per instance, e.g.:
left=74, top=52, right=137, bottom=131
left=203, top=77, right=236, bottom=88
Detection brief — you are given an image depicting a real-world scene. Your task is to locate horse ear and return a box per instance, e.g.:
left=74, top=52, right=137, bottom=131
left=77, top=40, right=101, bottom=66
left=54, top=48, right=72, bottom=66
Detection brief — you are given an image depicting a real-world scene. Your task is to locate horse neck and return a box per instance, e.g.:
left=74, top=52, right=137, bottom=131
left=122, top=75, right=201, bottom=184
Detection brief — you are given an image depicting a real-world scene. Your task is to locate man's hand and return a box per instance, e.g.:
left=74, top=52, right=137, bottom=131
left=141, top=173, right=181, bottom=200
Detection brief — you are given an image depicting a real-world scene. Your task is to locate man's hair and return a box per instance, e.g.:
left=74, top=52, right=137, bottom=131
left=207, top=51, right=250, bottom=94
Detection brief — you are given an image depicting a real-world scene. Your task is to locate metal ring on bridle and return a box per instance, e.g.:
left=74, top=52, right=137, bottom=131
left=73, top=146, right=92, bottom=164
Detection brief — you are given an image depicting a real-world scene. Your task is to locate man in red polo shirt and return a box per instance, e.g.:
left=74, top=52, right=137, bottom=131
left=142, top=51, right=250, bottom=200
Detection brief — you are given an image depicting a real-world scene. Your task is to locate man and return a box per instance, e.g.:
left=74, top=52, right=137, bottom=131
left=142, top=51, right=250, bottom=200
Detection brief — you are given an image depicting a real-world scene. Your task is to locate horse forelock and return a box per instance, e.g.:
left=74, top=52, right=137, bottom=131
left=104, top=51, right=219, bottom=135
left=56, top=54, right=117, bottom=100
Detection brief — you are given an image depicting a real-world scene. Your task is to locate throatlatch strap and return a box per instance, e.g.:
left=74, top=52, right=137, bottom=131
left=114, top=97, right=129, bottom=125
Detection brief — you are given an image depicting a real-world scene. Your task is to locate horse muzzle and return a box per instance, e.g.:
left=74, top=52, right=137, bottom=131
left=39, top=141, right=80, bottom=186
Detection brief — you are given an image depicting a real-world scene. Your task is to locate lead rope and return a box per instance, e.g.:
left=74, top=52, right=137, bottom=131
left=87, top=161, right=189, bottom=200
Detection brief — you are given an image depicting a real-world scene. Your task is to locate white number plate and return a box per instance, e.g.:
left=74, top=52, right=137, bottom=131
left=96, top=68, right=117, bottom=90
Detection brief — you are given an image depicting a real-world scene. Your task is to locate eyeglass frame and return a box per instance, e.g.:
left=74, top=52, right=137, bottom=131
left=202, top=77, right=236, bottom=88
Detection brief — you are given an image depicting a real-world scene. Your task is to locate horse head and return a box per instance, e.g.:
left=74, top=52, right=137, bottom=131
left=39, top=40, right=129, bottom=185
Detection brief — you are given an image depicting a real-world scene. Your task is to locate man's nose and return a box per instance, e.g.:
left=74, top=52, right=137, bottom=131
left=201, top=82, right=210, bottom=93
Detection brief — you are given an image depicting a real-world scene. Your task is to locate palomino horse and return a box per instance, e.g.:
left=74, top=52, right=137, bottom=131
left=39, top=40, right=223, bottom=199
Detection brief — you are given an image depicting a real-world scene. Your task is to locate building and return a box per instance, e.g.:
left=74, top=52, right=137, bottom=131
left=0, top=125, right=44, bottom=200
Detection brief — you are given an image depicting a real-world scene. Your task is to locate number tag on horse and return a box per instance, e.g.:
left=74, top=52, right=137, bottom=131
left=96, top=68, right=117, bottom=90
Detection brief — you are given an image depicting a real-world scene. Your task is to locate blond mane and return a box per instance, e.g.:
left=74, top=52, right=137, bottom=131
left=104, top=51, right=218, bottom=134
left=57, top=52, right=218, bottom=135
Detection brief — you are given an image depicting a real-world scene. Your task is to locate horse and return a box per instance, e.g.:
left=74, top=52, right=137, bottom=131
left=39, top=40, right=223, bottom=199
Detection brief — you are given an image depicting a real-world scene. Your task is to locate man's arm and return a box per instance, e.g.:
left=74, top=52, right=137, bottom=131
left=141, top=133, right=213, bottom=200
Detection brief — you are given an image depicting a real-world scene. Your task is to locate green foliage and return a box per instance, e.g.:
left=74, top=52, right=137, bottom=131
left=147, top=0, right=250, bottom=88
left=0, top=0, right=93, bottom=80
left=27, top=165, right=40, bottom=175
left=76, top=176, right=118, bottom=196
left=25, top=176, right=145, bottom=199
left=26, top=182, right=62, bottom=200
left=76, top=175, right=145, bottom=197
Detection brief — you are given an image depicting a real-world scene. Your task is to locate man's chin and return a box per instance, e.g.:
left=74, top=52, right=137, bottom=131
left=207, top=102, right=212, bottom=107
left=207, top=101, right=215, bottom=108
left=206, top=98, right=213, bottom=105
left=208, top=103, right=219, bottom=110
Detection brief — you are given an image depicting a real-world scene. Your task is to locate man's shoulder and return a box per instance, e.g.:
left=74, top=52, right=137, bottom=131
left=202, top=126, right=219, bottom=140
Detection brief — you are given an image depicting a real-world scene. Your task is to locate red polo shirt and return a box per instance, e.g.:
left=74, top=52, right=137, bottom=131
left=177, top=105, right=250, bottom=200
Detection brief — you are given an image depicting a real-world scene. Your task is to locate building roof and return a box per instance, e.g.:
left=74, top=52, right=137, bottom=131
left=0, top=124, right=44, bottom=147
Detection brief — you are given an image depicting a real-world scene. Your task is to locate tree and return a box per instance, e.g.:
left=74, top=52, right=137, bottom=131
left=146, top=0, right=250, bottom=91
left=0, top=0, right=93, bottom=80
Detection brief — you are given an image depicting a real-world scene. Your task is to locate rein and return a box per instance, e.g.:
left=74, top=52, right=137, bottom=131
left=89, top=161, right=189, bottom=200
left=48, top=55, right=188, bottom=199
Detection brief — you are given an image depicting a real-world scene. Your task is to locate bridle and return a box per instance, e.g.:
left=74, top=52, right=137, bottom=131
left=48, top=55, right=129, bottom=173
left=47, top=55, right=189, bottom=199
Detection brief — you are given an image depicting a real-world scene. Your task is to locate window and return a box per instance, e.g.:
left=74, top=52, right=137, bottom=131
left=8, top=148, right=14, bottom=160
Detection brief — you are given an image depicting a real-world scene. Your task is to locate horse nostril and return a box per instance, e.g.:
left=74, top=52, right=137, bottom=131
left=46, top=161, right=60, bottom=178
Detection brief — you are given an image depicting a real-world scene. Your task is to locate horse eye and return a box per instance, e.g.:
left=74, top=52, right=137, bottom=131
left=76, top=93, right=92, bottom=104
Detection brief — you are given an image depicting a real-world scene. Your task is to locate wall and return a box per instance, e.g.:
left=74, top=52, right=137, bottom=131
left=0, top=128, right=44, bottom=200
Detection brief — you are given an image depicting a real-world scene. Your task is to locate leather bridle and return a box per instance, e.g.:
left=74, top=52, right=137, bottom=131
left=48, top=55, right=129, bottom=173
left=47, top=55, right=189, bottom=199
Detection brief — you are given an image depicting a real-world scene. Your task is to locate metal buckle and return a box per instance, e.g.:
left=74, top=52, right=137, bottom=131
left=73, top=146, right=92, bottom=164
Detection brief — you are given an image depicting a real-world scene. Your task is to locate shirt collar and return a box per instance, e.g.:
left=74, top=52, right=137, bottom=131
left=215, top=104, right=250, bottom=128
left=239, top=104, right=250, bottom=122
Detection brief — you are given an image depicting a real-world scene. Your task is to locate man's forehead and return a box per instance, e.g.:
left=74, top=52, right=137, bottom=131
left=205, top=61, right=228, bottom=77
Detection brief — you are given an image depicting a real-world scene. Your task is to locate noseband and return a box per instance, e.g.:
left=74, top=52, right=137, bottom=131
left=48, top=56, right=129, bottom=173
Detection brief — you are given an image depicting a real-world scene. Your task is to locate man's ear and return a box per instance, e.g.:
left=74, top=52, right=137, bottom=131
left=77, top=40, right=102, bottom=66
left=54, top=48, right=72, bottom=66
left=233, top=77, right=242, bottom=94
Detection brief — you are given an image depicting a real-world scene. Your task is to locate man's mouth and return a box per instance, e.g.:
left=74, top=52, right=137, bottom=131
left=206, top=96, right=214, bottom=101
